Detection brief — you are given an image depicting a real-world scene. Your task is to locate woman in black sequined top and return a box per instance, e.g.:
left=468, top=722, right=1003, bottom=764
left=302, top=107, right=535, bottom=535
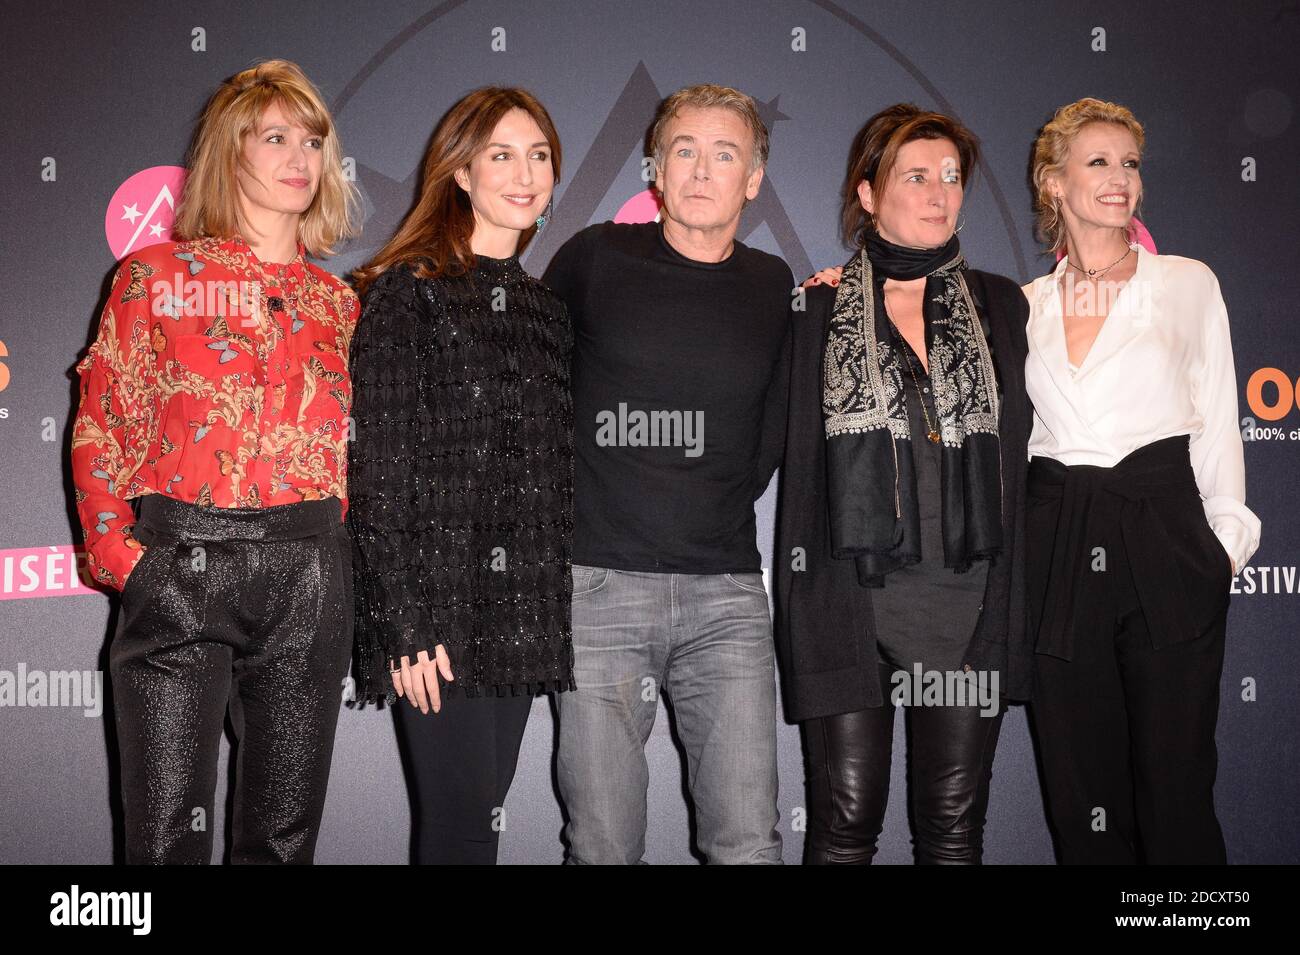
left=346, top=88, right=572, bottom=864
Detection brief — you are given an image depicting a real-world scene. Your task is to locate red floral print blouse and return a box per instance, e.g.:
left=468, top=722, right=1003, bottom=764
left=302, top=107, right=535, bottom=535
left=71, top=235, right=359, bottom=591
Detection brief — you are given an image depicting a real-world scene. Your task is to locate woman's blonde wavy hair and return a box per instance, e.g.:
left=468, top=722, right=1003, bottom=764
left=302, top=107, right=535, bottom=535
left=1030, top=97, right=1145, bottom=254
left=173, top=59, right=358, bottom=257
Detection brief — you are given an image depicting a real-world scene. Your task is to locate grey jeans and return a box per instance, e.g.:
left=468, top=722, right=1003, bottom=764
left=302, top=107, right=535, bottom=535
left=557, top=564, right=782, bottom=864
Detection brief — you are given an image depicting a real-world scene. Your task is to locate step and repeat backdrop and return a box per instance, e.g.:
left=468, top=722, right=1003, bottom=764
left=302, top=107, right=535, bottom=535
left=1, top=0, right=1296, bottom=863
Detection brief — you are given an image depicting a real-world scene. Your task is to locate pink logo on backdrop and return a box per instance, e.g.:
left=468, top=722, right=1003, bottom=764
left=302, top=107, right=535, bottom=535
left=104, top=165, right=187, bottom=259
left=0, top=545, right=97, bottom=600
left=614, top=188, right=663, bottom=224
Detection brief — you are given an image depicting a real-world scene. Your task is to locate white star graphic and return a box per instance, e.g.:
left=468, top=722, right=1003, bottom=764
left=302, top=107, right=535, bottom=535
left=148, top=221, right=165, bottom=238
left=121, top=203, right=142, bottom=225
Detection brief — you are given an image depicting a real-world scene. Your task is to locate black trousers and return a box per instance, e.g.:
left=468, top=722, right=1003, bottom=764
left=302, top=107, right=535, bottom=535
left=110, top=494, right=353, bottom=864
left=1027, top=443, right=1230, bottom=865
left=1033, top=610, right=1227, bottom=864
left=802, top=662, right=1005, bottom=865
left=393, top=689, right=534, bottom=865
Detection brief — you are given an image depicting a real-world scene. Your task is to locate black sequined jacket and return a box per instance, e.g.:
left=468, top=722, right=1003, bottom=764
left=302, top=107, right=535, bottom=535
left=346, top=256, right=575, bottom=703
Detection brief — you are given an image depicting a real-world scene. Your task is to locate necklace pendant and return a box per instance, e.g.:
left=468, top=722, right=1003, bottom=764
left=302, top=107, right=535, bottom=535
left=927, top=430, right=941, bottom=444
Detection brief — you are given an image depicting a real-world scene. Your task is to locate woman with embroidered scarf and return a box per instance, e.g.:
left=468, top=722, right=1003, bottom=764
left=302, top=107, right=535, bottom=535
left=777, top=104, right=1033, bottom=864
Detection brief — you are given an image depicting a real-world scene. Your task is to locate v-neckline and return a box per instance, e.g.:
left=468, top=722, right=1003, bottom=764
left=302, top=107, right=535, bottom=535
left=881, top=283, right=929, bottom=374
left=1054, top=244, right=1139, bottom=375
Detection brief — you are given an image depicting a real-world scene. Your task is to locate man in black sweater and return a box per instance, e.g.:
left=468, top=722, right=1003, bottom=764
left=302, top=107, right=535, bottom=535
left=543, top=85, right=792, bottom=864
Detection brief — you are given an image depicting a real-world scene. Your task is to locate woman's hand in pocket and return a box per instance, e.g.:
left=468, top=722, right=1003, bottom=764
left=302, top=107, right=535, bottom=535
left=119, top=543, right=152, bottom=594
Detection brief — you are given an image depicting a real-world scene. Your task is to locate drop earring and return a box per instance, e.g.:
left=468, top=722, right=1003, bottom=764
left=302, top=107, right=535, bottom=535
left=535, top=198, right=553, bottom=231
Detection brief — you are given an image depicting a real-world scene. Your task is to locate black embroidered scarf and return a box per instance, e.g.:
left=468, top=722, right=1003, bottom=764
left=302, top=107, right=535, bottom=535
left=822, top=233, right=1003, bottom=586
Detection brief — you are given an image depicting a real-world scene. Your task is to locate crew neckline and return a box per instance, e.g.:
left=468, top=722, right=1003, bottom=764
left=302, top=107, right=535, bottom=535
left=655, top=219, right=739, bottom=269
left=472, top=251, right=522, bottom=272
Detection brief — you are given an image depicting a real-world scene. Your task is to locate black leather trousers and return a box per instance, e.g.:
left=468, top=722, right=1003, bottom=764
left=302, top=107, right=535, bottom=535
left=802, top=662, right=1004, bottom=864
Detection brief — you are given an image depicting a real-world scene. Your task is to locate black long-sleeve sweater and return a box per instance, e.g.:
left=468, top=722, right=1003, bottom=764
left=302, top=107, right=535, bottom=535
left=346, top=255, right=575, bottom=702
left=542, top=220, right=793, bottom=574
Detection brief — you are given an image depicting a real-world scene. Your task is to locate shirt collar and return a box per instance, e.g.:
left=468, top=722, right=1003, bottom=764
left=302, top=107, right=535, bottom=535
left=218, top=234, right=308, bottom=288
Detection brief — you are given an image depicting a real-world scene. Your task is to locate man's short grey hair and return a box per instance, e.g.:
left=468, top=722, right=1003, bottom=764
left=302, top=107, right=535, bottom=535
left=650, top=84, right=770, bottom=173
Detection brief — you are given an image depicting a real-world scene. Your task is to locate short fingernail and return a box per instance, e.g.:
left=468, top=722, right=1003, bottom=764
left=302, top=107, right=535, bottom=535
left=831, top=279, right=839, bottom=286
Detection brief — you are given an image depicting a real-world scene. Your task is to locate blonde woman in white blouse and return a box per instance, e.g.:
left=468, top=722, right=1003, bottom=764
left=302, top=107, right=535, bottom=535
left=1023, top=98, right=1260, bottom=865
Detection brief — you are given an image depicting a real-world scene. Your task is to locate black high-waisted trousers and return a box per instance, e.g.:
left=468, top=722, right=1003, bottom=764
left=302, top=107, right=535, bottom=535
left=110, top=494, right=353, bottom=864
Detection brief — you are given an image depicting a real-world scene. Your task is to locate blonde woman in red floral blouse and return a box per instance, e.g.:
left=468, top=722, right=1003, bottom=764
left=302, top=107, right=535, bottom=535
left=70, top=60, right=359, bottom=864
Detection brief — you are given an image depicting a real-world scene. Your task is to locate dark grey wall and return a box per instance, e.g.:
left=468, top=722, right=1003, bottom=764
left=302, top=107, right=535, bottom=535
left=1, top=0, right=1296, bottom=863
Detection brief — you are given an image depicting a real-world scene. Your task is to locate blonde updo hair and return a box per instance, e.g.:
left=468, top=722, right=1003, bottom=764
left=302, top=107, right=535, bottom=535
left=1030, top=97, right=1145, bottom=254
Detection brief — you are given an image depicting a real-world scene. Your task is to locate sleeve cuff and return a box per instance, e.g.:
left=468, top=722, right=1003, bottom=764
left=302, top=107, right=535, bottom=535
left=89, top=529, right=145, bottom=592
left=384, top=636, right=445, bottom=668
left=1204, top=504, right=1261, bottom=575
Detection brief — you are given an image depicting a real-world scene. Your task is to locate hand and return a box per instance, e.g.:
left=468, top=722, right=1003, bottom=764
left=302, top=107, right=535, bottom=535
left=391, top=645, right=455, bottom=714
left=120, top=544, right=149, bottom=591
left=802, top=265, right=844, bottom=289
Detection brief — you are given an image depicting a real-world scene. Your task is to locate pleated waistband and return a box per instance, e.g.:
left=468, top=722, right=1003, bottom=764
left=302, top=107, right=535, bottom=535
left=1028, top=434, right=1197, bottom=493
left=1026, top=435, right=1200, bottom=660
left=136, top=493, right=342, bottom=542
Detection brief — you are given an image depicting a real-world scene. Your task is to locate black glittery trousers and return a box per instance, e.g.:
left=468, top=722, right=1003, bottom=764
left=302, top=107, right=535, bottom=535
left=110, top=494, right=353, bottom=864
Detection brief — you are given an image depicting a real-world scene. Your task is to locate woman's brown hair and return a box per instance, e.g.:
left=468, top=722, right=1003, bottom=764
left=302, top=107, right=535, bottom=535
left=173, top=59, right=358, bottom=257
left=840, top=103, right=981, bottom=248
left=353, top=87, right=562, bottom=296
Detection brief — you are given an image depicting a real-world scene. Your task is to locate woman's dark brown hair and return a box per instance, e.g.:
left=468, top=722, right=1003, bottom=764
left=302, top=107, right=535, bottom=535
left=840, top=103, right=980, bottom=248
left=353, top=87, right=561, bottom=296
